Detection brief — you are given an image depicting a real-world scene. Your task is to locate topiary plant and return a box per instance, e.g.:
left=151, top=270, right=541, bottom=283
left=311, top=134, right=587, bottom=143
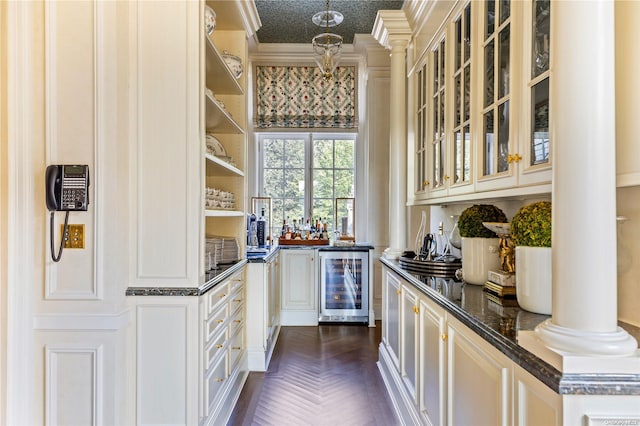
left=458, top=204, right=508, bottom=238
left=510, top=201, right=552, bottom=247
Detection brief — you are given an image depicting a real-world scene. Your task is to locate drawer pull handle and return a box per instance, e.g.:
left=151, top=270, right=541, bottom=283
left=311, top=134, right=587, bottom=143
left=233, top=299, right=242, bottom=303
left=216, top=378, right=224, bottom=383
left=217, top=319, right=224, bottom=324
left=219, top=293, right=227, bottom=298
left=216, top=344, right=223, bottom=349
left=233, top=319, right=241, bottom=323
left=232, top=346, right=241, bottom=350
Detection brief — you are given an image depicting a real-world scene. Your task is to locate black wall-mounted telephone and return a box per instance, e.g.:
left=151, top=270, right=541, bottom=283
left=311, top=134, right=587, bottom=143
left=46, top=165, right=90, bottom=262
left=45, top=164, right=90, bottom=211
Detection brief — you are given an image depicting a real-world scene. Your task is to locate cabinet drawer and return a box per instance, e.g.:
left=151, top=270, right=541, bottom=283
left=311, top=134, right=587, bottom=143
left=204, top=329, right=227, bottom=371
left=205, top=282, right=229, bottom=316
left=229, top=305, right=243, bottom=336
left=228, top=327, right=243, bottom=370
left=229, top=289, right=244, bottom=316
left=228, top=272, right=244, bottom=294
left=204, top=303, right=228, bottom=342
left=204, top=352, right=228, bottom=417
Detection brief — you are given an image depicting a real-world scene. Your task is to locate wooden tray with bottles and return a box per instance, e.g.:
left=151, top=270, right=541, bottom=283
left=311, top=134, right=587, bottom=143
left=278, top=238, right=330, bottom=246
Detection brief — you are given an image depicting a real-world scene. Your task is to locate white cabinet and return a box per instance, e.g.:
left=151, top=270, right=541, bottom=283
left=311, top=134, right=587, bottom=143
left=401, top=284, right=420, bottom=402
left=379, top=264, right=560, bottom=426
left=382, top=268, right=401, bottom=371
left=419, top=297, right=447, bottom=425
left=446, top=315, right=511, bottom=426
left=245, top=252, right=281, bottom=371
left=513, top=364, right=562, bottom=426
left=280, top=249, right=318, bottom=325
left=408, top=1, right=552, bottom=204
left=200, top=268, right=247, bottom=425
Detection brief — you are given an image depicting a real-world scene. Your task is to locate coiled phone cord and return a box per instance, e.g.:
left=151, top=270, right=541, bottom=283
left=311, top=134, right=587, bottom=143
left=50, top=210, right=70, bottom=262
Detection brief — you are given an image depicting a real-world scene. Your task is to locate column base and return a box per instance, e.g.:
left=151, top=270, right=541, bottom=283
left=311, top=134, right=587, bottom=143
left=383, top=247, right=404, bottom=260
left=518, top=319, right=639, bottom=373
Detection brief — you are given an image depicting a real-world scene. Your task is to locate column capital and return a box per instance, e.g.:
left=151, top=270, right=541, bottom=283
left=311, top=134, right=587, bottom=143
left=371, top=10, right=412, bottom=50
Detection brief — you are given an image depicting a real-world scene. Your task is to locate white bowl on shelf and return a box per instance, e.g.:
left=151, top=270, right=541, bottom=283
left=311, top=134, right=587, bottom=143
left=204, top=6, right=216, bottom=36
left=222, top=50, right=243, bottom=79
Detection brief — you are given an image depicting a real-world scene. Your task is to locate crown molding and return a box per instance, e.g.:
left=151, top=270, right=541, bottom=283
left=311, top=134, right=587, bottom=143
left=371, top=10, right=412, bottom=50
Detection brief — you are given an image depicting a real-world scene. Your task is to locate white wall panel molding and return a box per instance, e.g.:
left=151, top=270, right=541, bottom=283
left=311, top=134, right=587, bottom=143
left=45, top=345, right=103, bottom=426
left=34, top=309, right=130, bottom=331
left=135, top=301, right=199, bottom=425
left=5, top=1, right=36, bottom=423
left=130, top=0, right=200, bottom=287
left=44, top=0, right=101, bottom=300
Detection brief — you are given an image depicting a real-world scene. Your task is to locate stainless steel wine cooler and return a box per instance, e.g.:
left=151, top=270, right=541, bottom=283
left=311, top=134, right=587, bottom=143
left=318, top=249, right=369, bottom=323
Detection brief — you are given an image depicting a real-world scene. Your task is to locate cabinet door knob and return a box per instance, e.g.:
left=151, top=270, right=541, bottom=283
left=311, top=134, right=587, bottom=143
left=215, top=378, right=224, bottom=383
left=217, top=319, right=224, bottom=324
left=216, top=344, right=223, bottom=349
left=423, top=180, right=430, bottom=187
left=444, top=175, right=450, bottom=180
left=413, top=306, right=419, bottom=314
left=396, top=289, right=401, bottom=295
left=507, top=153, right=522, bottom=163
left=219, top=293, right=227, bottom=298
left=441, top=333, right=448, bottom=341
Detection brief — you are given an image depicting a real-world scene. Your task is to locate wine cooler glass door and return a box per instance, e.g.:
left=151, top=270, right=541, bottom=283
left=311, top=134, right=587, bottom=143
left=319, top=250, right=369, bottom=322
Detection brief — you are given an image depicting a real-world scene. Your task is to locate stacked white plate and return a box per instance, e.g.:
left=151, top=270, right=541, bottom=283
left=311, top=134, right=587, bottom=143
left=205, top=236, right=239, bottom=268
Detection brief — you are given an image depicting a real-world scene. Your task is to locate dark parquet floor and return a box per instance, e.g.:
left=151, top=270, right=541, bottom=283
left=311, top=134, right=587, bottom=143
left=228, top=323, right=400, bottom=426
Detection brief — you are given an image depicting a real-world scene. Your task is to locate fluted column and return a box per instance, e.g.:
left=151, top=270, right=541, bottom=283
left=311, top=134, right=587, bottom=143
left=372, top=11, right=411, bottom=259
left=530, top=0, right=637, bottom=358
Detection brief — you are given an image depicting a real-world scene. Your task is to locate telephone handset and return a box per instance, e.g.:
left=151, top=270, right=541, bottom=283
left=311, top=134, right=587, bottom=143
left=46, top=164, right=90, bottom=211
left=46, top=165, right=90, bottom=262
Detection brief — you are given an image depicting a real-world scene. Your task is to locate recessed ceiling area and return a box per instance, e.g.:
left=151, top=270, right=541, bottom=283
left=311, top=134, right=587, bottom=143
left=254, top=0, right=404, bottom=45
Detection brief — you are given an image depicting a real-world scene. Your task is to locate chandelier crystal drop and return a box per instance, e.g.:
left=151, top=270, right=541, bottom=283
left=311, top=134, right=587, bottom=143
left=312, top=0, right=343, bottom=80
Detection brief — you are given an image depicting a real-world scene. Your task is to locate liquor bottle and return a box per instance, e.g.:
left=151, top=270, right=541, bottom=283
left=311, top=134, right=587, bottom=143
left=257, top=208, right=266, bottom=247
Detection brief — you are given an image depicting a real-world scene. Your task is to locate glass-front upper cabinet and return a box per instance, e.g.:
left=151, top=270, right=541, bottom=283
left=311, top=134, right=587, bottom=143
left=478, top=0, right=515, bottom=188
left=415, top=64, right=429, bottom=195
left=518, top=0, right=551, bottom=186
left=430, top=38, right=447, bottom=195
left=450, top=3, right=473, bottom=194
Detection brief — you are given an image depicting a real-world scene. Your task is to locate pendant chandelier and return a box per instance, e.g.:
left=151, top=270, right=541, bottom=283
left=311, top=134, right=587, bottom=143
left=311, top=0, right=343, bottom=80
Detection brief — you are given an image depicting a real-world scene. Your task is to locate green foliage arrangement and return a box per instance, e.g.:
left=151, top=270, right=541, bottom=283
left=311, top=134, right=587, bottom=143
left=510, top=201, right=552, bottom=247
left=458, top=204, right=508, bottom=238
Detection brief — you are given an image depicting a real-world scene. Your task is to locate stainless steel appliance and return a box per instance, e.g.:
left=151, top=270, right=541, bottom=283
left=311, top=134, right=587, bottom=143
left=319, top=249, right=369, bottom=323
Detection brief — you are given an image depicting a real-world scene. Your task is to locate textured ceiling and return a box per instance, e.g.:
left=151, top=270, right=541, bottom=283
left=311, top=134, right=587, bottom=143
left=254, top=0, right=404, bottom=44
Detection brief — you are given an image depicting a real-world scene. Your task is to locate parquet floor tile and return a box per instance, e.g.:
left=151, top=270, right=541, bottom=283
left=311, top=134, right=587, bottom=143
left=229, top=323, right=399, bottom=426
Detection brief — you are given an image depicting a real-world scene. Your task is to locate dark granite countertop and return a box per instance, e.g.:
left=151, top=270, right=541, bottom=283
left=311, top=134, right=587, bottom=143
left=245, top=243, right=374, bottom=263
left=125, top=259, right=247, bottom=297
left=381, top=257, right=640, bottom=396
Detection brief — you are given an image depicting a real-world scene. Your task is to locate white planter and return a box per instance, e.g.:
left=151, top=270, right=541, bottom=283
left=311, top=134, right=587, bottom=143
left=461, top=237, right=500, bottom=285
left=515, top=246, right=552, bottom=315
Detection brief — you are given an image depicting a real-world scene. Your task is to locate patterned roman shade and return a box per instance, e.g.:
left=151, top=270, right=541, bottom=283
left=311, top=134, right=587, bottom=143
left=254, top=66, right=357, bottom=129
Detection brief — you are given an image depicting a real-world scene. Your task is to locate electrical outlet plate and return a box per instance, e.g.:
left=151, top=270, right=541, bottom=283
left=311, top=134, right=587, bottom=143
left=61, top=224, right=85, bottom=249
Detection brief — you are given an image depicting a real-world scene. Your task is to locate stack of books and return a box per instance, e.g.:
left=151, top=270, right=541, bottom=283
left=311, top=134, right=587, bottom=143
left=483, top=270, right=518, bottom=308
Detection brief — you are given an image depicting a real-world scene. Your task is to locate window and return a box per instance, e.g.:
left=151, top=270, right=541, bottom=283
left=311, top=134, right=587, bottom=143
left=259, top=133, right=356, bottom=237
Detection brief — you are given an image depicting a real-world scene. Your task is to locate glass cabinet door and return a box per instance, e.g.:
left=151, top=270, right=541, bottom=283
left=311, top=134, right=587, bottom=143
left=529, top=0, right=550, bottom=167
left=431, top=39, right=446, bottom=191
left=416, top=64, right=429, bottom=195
left=481, top=0, right=512, bottom=179
left=452, top=4, right=472, bottom=188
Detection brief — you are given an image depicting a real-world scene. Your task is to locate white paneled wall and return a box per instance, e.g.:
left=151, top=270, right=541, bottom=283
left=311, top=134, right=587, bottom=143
left=1, top=1, right=132, bottom=424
